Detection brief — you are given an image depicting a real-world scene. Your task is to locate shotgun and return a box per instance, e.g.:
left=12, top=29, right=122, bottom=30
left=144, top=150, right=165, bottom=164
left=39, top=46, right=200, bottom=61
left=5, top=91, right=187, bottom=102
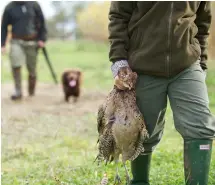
left=41, top=47, right=58, bottom=84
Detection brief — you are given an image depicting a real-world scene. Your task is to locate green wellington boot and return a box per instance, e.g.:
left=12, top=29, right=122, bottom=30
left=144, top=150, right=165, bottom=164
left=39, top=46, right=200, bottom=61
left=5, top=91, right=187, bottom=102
left=184, top=139, right=213, bottom=185
left=130, top=153, right=152, bottom=185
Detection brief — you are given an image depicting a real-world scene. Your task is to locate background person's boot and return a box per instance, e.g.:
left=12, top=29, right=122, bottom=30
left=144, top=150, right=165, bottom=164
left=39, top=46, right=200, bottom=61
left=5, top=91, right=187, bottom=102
left=11, top=67, right=22, bottom=100
left=28, top=75, right=36, bottom=96
left=130, top=153, right=152, bottom=185
left=184, top=139, right=213, bottom=185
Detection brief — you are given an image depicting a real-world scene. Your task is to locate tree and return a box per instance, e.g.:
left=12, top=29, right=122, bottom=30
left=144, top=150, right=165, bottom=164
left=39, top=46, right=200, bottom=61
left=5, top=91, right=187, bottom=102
left=77, top=2, right=110, bottom=42
left=48, top=1, right=88, bottom=39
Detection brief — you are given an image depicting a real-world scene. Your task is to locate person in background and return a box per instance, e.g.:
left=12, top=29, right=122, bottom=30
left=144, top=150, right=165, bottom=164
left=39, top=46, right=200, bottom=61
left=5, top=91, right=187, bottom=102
left=108, top=2, right=215, bottom=185
left=1, top=1, right=47, bottom=100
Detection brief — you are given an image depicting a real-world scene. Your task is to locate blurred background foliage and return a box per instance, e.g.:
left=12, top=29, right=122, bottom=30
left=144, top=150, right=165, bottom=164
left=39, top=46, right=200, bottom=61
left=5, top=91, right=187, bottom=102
left=4, top=1, right=214, bottom=59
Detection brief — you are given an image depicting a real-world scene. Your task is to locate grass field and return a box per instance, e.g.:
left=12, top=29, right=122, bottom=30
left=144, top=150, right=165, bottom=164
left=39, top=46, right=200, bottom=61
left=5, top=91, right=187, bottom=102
left=1, top=40, right=215, bottom=185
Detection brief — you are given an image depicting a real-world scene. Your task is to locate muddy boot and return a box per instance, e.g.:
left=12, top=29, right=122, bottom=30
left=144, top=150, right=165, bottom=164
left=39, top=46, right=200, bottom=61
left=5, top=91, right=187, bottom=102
left=11, top=67, right=22, bottom=101
left=130, top=153, right=152, bottom=185
left=184, top=139, right=213, bottom=185
left=28, top=75, right=36, bottom=96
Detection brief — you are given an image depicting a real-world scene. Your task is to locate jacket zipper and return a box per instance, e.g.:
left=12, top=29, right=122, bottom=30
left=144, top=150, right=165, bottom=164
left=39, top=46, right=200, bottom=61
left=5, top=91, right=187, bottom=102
left=167, top=2, right=173, bottom=77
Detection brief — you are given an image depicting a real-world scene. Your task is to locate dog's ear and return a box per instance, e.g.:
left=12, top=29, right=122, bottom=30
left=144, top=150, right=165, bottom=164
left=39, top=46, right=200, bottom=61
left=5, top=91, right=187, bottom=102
left=76, top=71, right=81, bottom=76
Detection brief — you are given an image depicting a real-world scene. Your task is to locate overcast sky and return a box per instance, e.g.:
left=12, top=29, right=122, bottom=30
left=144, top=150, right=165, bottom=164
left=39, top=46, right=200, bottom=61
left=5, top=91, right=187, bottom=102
left=0, top=1, right=55, bottom=18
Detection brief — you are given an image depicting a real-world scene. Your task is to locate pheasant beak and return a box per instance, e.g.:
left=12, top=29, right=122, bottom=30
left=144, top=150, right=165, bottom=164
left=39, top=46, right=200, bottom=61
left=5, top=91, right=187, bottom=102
left=123, top=83, right=133, bottom=90
left=123, top=83, right=130, bottom=89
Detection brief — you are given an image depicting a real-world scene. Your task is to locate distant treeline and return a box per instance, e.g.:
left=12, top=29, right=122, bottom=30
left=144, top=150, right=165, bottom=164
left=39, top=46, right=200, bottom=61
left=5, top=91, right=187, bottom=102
left=4, top=2, right=215, bottom=59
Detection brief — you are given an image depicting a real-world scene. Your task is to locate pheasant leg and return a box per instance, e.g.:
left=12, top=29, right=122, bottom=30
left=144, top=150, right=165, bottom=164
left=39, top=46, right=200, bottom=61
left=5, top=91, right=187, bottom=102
left=114, top=162, right=121, bottom=184
left=123, top=163, right=131, bottom=185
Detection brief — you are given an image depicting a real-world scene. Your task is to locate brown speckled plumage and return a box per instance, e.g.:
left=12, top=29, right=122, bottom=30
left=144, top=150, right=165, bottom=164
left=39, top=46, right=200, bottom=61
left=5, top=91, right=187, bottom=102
left=95, top=67, right=148, bottom=184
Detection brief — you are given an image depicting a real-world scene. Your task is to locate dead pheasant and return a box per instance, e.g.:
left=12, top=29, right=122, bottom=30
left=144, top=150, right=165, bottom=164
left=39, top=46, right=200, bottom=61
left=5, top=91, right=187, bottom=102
left=95, top=67, right=149, bottom=184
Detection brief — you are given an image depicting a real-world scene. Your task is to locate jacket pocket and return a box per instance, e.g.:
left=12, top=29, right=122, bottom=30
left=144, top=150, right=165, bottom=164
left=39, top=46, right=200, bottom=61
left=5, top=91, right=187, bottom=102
left=128, top=29, right=140, bottom=63
left=129, top=29, right=139, bottom=51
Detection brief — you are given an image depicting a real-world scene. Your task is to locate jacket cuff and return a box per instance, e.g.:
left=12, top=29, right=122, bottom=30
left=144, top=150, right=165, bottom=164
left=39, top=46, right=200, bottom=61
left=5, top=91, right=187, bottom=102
left=37, top=36, right=46, bottom=42
left=111, top=60, right=129, bottom=77
left=200, top=60, right=207, bottom=71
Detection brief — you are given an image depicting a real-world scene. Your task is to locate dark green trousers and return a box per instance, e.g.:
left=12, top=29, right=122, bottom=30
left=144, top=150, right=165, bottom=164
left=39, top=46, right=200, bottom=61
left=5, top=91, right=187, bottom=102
left=130, top=61, right=215, bottom=184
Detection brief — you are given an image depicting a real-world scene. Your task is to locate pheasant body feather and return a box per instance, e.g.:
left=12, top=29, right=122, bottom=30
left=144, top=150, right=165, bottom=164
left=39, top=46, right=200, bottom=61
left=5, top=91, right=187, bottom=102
left=95, top=68, right=148, bottom=184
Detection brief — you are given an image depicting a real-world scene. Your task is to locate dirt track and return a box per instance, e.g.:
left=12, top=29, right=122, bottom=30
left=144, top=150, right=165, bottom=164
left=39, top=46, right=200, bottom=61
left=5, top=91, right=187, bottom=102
left=1, top=82, right=107, bottom=117
left=1, top=82, right=108, bottom=149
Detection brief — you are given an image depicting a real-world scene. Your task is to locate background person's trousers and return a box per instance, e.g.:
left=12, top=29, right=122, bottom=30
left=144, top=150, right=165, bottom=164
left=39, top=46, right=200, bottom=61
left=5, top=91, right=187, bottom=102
left=135, top=61, right=215, bottom=153
left=9, top=39, right=38, bottom=77
left=9, top=39, right=38, bottom=97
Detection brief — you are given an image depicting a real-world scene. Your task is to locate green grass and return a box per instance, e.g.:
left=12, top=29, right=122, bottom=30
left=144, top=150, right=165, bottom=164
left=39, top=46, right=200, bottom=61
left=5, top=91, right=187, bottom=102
left=1, top=40, right=215, bottom=185
left=1, top=40, right=113, bottom=90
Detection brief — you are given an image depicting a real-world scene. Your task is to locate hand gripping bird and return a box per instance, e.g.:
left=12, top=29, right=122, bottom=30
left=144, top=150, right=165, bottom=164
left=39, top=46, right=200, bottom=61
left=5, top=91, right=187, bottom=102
left=95, top=67, right=149, bottom=184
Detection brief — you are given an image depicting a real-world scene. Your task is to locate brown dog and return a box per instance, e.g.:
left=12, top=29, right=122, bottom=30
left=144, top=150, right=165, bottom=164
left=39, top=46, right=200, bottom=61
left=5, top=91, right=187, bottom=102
left=61, top=69, right=82, bottom=102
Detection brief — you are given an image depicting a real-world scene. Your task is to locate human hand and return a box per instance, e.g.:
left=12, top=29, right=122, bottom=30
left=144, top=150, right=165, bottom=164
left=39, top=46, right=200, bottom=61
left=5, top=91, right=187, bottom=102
left=1, top=46, right=6, bottom=55
left=37, top=40, right=45, bottom=48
